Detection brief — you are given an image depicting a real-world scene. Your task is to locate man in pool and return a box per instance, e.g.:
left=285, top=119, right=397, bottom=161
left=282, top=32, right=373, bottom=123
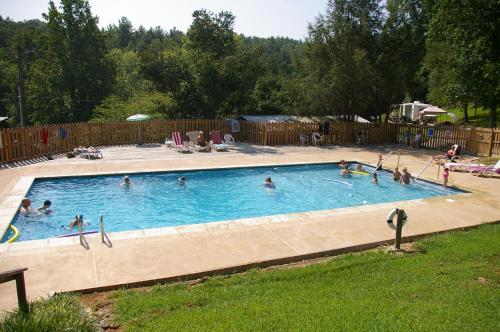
left=178, top=176, right=186, bottom=186
left=19, top=198, right=36, bottom=216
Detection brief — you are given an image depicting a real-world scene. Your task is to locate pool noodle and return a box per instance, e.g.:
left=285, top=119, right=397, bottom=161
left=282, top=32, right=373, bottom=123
left=352, top=171, right=369, bottom=176
left=57, top=230, right=98, bottom=238
left=322, top=178, right=354, bottom=187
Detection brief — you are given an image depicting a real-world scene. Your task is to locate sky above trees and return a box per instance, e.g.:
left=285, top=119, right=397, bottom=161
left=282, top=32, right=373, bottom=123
left=0, top=0, right=328, bottom=40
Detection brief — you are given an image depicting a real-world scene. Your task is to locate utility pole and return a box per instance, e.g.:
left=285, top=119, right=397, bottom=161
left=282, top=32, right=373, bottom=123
left=16, top=43, right=27, bottom=128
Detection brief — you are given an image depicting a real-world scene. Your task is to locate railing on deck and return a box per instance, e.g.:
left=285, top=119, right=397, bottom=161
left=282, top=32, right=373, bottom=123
left=0, top=119, right=498, bottom=163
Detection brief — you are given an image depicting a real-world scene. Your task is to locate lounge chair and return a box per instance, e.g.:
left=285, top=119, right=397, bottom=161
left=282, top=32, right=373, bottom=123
left=444, top=159, right=482, bottom=172
left=172, top=131, right=193, bottom=153
left=79, top=146, right=103, bottom=159
left=186, top=131, right=211, bottom=152
left=312, top=132, right=322, bottom=145
left=223, top=134, right=235, bottom=148
left=209, top=131, right=229, bottom=151
left=468, top=160, right=500, bottom=176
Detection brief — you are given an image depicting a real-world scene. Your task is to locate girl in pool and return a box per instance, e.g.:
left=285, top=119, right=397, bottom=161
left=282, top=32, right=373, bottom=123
left=372, top=172, right=378, bottom=184
left=339, top=160, right=348, bottom=169
left=400, top=167, right=413, bottom=185
left=264, top=176, right=275, bottom=189
left=393, top=167, right=401, bottom=181
left=356, top=164, right=365, bottom=172
left=443, top=167, right=449, bottom=189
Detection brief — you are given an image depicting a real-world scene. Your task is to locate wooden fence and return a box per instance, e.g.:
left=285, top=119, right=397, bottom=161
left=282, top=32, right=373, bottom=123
left=0, top=120, right=498, bottom=163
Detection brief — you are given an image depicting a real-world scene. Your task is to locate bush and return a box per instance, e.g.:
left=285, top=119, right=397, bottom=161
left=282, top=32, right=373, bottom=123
left=0, top=293, right=95, bottom=332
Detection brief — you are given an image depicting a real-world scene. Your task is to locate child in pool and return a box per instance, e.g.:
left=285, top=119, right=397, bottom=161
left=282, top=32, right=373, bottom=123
left=356, top=164, right=365, bottom=172
left=339, top=160, right=348, bottom=169
left=341, top=166, right=352, bottom=177
left=67, top=215, right=89, bottom=230
left=400, top=167, right=413, bottom=185
left=264, top=176, right=275, bottom=189
left=443, top=167, right=449, bottom=189
left=393, top=167, right=401, bottom=181
left=38, top=200, right=52, bottom=214
left=372, top=172, right=378, bottom=184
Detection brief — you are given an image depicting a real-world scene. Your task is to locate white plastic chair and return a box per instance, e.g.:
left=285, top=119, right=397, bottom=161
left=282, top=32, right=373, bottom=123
left=312, top=132, right=322, bottom=145
left=224, top=134, right=235, bottom=148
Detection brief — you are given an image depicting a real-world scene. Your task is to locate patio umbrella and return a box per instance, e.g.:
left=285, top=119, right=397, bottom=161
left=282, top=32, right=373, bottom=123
left=126, top=114, right=150, bottom=144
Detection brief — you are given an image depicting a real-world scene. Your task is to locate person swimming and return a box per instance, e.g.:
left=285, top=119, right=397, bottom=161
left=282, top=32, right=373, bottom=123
left=264, top=176, right=275, bottom=189
left=121, top=175, right=131, bottom=187
left=393, top=167, right=401, bottom=181
left=400, top=167, right=413, bottom=185
left=356, top=164, right=365, bottom=172
left=178, top=176, right=186, bottom=186
left=372, top=172, right=378, bottom=184
left=341, top=165, right=352, bottom=177
left=339, top=160, right=348, bottom=169
left=38, top=200, right=52, bottom=214
left=19, top=198, right=37, bottom=216
left=66, top=215, right=89, bottom=230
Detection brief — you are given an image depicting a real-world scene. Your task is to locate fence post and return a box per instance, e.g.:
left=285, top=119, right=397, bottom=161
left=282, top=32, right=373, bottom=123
left=395, top=209, right=405, bottom=250
left=488, top=128, right=494, bottom=157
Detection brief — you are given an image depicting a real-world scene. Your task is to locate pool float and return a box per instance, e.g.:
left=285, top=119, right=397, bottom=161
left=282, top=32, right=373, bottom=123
left=7, top=225, right=20, bottom=243
left=386, top=209, right=407, bottom=230
left=57, top=230, right=98, bottom=238
left=322, top=178, right=353, bottom=187
left=352, top=171, right=369, bottom=176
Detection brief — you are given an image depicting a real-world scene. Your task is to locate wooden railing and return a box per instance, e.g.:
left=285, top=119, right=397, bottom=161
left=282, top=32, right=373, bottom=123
left=0, top=120, right=498, bottom=163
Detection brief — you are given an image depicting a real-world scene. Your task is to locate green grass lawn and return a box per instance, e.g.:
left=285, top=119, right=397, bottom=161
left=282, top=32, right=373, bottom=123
left=111, top=224, right=500, bottom=331
left=437, top=106, right=498, bottom=127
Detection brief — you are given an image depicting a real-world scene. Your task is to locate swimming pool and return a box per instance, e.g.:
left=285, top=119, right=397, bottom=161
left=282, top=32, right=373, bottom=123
left=2, top=163, right=463, bottom=242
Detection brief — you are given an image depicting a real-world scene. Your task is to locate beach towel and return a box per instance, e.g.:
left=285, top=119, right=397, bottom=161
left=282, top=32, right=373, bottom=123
left=42, top=128, right=48, bottom=145
left=59, top=127, right=67, bottom=139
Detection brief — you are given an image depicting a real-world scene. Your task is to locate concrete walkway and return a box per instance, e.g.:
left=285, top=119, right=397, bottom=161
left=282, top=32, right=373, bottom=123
left=0, top=144, right=499, bottom=313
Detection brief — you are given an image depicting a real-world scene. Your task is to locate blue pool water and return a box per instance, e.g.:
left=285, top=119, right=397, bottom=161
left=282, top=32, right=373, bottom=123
left=2, top=163, right=463, bottom=242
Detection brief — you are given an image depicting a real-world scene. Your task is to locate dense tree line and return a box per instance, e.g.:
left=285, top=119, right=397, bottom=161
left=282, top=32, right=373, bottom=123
left=0, top=0, right=497, bottom=127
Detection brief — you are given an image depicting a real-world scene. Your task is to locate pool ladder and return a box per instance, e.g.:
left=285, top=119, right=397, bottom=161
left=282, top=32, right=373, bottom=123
left=77, top=213, right=106, bottom=246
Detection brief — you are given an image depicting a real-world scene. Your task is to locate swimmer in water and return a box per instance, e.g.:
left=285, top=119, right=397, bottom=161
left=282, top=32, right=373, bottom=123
left=264, top=176, right=275, bottom=189
left=356, top=164, right=365, bottom=172
left=38, top=200, right=52, bottom=214
left=121, top=175, right=131, bottom=187
left=339, top=160, right=348, bottom=169
left=178, top=176, right=186, bottom=186
left=19, top=198, right=37, bottom=216
left=372, top=172, right=378, bottom=184
left=341, top=166, right=352, bottom=177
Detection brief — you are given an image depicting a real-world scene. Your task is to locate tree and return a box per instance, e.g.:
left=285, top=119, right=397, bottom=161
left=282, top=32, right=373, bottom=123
left=425, top=0, right=499, bottom=127
left=42, top=0, right=113, bottom=122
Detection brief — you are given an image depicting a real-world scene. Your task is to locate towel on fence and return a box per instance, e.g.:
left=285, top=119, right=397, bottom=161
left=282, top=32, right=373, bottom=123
left=42, top=128, right=48, bottom=144
left=231, top=120, right=240, bottom=133
left=59, top=127, right=67, bottom=139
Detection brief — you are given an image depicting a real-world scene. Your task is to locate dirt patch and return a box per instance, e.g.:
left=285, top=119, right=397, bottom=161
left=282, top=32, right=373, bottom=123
left=80, top=292, right=121, bottom=331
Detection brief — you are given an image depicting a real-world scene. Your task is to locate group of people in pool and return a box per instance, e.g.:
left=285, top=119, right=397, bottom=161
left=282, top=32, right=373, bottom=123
left=339, top=158, right=415, bottom=185
left=19, top=198, right=52, bottom=216
left=19, top=198, right=88, bottom=230
left=120, top=174, right=276, bottom=189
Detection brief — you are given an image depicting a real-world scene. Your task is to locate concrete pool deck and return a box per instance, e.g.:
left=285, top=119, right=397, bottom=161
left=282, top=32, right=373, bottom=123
left=0, top=144, right=499, bottom=313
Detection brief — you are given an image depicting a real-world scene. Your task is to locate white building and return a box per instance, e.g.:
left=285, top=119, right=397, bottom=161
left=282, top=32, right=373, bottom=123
left=398, top=101, right=433, bottom=121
